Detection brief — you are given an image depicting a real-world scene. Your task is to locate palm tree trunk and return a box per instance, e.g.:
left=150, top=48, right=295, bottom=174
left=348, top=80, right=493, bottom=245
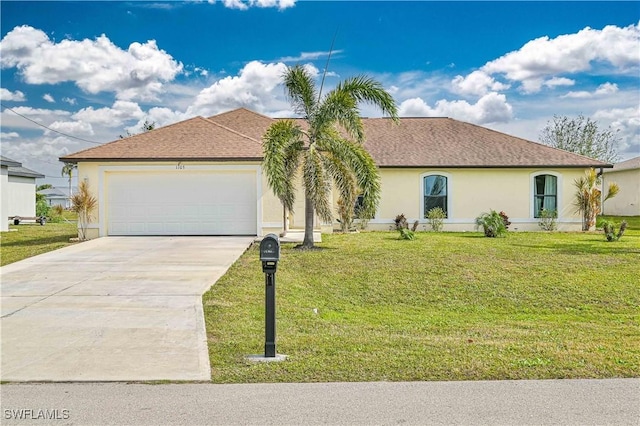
left=302, top=192, right=315, bottom=248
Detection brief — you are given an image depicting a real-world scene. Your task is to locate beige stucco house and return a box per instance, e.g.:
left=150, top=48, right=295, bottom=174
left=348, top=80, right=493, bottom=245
left=602, top=156, right=640, bottom=216
left=59, top=108, right=610, bottom=239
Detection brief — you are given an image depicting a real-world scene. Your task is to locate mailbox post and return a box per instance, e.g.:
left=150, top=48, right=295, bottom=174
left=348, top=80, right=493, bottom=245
left=259, top=234, right=280, bottom=358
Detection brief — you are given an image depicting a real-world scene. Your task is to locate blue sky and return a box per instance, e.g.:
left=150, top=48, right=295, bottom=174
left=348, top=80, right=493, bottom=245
left=1, top=1, right=638, bottom=185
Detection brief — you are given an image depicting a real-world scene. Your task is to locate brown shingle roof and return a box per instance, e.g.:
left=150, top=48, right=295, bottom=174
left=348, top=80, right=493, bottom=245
left=60, top=116, right=263, bottom=162
left=362, top=117, right=610, bottom=168
left=604, top=156, right=640, bottom=172
left=61, top=108, right=611, bottom=168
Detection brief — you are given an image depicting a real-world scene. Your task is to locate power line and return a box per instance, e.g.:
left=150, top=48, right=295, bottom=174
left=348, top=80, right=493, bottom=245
left=1, top=104, right=106, bottom=145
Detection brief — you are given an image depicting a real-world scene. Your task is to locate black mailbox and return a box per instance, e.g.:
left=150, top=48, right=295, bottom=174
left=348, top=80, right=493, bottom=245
left=260, top=233, right=280, bottom=273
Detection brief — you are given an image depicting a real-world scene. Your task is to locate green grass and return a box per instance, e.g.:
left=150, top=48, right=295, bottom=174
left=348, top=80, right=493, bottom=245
left=0, top=221, right=78, bottom=266
left=203, top=224, right=640, bottom=383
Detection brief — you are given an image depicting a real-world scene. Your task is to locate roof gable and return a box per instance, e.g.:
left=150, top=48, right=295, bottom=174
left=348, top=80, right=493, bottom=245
left=61, top=116, right=263, bottom=162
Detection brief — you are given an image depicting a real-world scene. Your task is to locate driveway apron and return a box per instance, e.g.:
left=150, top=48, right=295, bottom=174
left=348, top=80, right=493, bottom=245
left=0, top=236, right=253, bottom=381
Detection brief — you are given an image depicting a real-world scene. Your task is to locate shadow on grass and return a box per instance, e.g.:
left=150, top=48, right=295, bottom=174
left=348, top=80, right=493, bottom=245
left=512, top=239, right=640, bottom=255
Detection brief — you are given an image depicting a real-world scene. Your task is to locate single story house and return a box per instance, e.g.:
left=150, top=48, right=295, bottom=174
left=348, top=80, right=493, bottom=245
left=39, top=187, right=73, bottom=209
left=60, top=108, right=610, bottom=239
left=602, top=156, right=640, bottom=216
left=1, top=155, right=45, bottom=231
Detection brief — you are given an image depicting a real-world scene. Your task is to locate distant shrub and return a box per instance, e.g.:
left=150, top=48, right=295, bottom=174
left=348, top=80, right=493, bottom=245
left=36, top=199, right=50, bottom=217
left=475, top=210, right=507, bottom=238
left=427, top=207, right=446, bottom=232
left=602, top=220, right=627, bottom=242
left=394, top=213, right=418, bottom=239
left=538, top=208, right=557, bottom=231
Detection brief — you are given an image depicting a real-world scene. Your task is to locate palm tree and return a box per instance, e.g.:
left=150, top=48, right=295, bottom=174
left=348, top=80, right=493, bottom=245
left=263, top=65, right=398, bottom=248
left=61, top=162, right=77, bottom=208
left=573, top=168, right=619, bottom=231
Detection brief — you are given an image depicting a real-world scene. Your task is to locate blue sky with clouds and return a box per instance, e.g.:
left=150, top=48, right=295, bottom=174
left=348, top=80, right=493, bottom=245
left=1, top=1, right=638, bottom=185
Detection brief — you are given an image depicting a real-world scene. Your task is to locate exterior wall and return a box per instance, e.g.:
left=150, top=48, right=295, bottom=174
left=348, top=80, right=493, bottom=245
left=7, top=176, right=37, bottom=217
left=357, top=167, right=586, bottom=232
left=1, top=166, right=9, bottom=232
left=78, top=161, right=282, bottom=239
left=602, top=168, right=640, bottom=216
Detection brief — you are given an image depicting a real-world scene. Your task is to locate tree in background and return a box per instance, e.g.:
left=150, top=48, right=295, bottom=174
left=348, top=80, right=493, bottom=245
left=61, top=162, right=77, bottom=201
left=539, top=115, right=619, bottom=164
left=263, top=65, right=398, bottom=248
left=574, top=168, right=619, bottom=231
left=120, top=119, right=155, bottom=139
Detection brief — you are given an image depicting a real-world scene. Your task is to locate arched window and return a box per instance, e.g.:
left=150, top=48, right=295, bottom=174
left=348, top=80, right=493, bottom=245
left=423, top=175, right=448, bottom=218
left=533, top=174, right=557, bottom=217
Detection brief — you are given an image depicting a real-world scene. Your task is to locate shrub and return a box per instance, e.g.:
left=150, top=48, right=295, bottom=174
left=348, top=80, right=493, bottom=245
left=394, top=213, right=418, bottom=239
left=474, top=210, right=507, bottom=238
left=426, top=207, right=446, bottom=232
left=538, top=208, right=557, bottom=231
left=36, top=199, right=50, bottom=217
left=499, top=211, right=511, bottom=229
left=48, top=205, right=66, bottom=223
left=70, top=180, right=98, bottom=241
left=602, top=220, right=627, bottom=242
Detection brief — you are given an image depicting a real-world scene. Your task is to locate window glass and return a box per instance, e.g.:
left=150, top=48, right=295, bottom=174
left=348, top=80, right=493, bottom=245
left=534, top=174, right=557, bottom=217
left=424, top=175, right=447, bottom=218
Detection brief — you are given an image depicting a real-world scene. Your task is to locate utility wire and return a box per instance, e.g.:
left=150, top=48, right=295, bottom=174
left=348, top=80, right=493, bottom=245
left=1, top=104, right=105, bottom=145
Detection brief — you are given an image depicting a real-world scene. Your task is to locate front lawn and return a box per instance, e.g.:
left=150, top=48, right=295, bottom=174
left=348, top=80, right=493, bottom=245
left=204, top=227, right=639, bottom=383
left=0, top=221, right=78, bottom=266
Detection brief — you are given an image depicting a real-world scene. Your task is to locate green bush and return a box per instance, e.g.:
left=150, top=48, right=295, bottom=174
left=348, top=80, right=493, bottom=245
left=602, top=220, right=627, bottom=242
left=475, top=210, right=507, bottom=238
left=426, top=207, right=446, bottom=232
left=36, top=199, right=50, bottom=217
left=538, top=208, right=558, bottom=231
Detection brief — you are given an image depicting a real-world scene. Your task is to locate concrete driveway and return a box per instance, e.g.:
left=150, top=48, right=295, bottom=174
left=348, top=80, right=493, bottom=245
left=0, top=236, right=254, bottom=382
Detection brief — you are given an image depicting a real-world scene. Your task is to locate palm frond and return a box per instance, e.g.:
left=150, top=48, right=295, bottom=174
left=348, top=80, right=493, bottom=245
left=263, top=120, right=303, bottom=211
left=317, top=90, right=364, bottom=142
left=335, top=75, right=399, bottom=122
left=302, top=145, right=332, bottom=222
left=283, top=65, right=317, bottom=118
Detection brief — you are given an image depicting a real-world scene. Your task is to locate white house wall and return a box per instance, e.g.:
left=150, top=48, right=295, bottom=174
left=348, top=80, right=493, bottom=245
left=602, top=168, right=640, bottom=216
left=1, top=166, right=9, bottom=232
left=7, top=176, right=37, bottom=218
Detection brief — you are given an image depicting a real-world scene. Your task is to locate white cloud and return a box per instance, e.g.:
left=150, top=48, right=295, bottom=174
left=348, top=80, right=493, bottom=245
left=543, top=77, right=575, bottom=88
left=276, top=50, right=344, bottom=63
left=43, top=93, right=55, bottom=103
left=46, top=120, right=94, bottom=136
left=187, top=60, right=291, bottom=116
left=398, top=92, right=513, bottom=124
left=72, top=100, right=145, bottom=128
left=0, top=25, right=183, bottom=101
left=219, top=0, right=295, bottom=10
left=0, top=88, right=26, bottom=101
left=451, top=70, right=510, bottom=96
left=62, top=97, right=77, bottom=105
left=471, top=22, right=640, bottom=94
left=1, top=131, right=20, bottom=139
left=562, top=82, right=620, bottom=99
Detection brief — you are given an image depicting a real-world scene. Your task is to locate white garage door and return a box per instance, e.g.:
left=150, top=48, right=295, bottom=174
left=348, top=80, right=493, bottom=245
left=107, top=171, right=257, bottom=236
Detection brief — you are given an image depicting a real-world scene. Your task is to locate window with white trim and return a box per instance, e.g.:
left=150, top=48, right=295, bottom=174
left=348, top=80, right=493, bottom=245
left=423, top=175, right=448, bottom=218
left=533, top=174, right=557, bottom=217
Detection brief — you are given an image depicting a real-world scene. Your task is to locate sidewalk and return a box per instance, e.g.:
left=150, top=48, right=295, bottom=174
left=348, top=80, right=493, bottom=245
left=2, top=379, right=638, bottom=425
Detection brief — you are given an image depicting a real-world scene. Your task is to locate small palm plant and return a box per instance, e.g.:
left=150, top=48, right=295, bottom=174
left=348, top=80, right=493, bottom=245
left=475, top=210, right=507, bottom=237
left=574, top=168, right=619, bottom=231
left=70, top=180, right=98, bottom=241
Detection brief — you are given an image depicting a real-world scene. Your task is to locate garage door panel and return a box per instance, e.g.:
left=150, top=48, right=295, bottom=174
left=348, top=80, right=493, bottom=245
left=107, top=171, right=257, bottom=236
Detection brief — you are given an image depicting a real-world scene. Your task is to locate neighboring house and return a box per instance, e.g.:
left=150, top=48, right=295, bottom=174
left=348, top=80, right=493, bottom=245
left=602, top=156, right=640, bottom=216
left=0, top=156, right=45, bottom=229
left=60, top=108, right=610, bottom=239
left=38, top=187, right=73, bottom=209
left=1, top=156, right=21, bottom=232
